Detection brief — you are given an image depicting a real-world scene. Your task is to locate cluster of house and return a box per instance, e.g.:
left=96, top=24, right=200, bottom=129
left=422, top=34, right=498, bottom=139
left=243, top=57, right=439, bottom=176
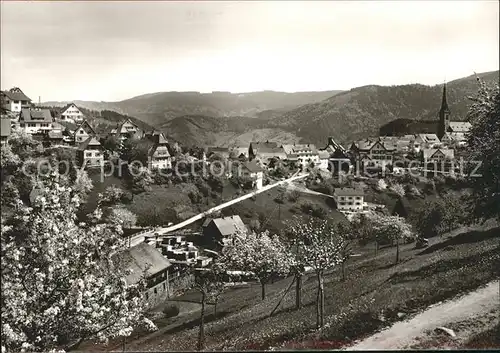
left=117, top=214, right=252, bottom=304
left=349, top=84, right=471, bottom=172
left=1, top=87, right=172, bottom=170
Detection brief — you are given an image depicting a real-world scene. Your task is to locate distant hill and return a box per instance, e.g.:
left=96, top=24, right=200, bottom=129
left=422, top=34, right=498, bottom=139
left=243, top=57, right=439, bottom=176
left=42, top=71, right=499, bottom=147
left=42, top=90, right=343, bottom=127
left=268, top=70, right=499, bottom=145
left=159, top=115, right=301, bottom=147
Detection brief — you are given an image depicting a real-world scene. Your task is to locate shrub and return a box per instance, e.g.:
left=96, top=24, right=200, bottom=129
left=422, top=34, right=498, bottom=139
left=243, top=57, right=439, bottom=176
left=287, top=190, right=301, bottom=202
left=389, top=183, right=405, bottom=197
left=377, top=179, right=388, bottom=191
left=162, top=304, right=180, bottom=318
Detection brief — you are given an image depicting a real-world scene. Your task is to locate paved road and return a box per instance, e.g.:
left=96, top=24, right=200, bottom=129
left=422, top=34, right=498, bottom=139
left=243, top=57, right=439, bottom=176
left=128, top=172, right=310, bottom=247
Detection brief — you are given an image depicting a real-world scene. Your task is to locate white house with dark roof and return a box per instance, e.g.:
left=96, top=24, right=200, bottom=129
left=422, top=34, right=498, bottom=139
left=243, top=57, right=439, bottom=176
left=147, top=132, right=172, bottom=170
left=422, top=148, right=455, bottom=172
left=233, top=160, right=264, bottom=189
left=60, top=103, right=86, bottom=123
left=77, top=136, right=103, bottom=168
left=350, top=138, right=396, bottom=168
left=73, top=120, right=97, bottom=144
left=248, top=141, right=287, bottom=163
left=333, top=187, right=364, bottom=212
left=1, top=88, right=31, bottom=112
left=19, top=108, right=53, bottom=134
left=110, top=119, right=141, bottom=141
left=282, top=143, right=320, bottom=168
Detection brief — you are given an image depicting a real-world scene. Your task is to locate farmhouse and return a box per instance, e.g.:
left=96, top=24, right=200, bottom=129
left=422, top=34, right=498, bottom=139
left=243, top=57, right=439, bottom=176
left=77, top=136, right=104, bottom=168
left=115, top=243, right=172, bottom=304
left=60, top=103, right=86, bottom=123
left=202, top=215, right=248, bottom=249
left=248, top=141, right=287, bottom=163
left=148, top=132, right=172, bottom=170
left=282, top=143, right=320, bottom=168
left=350, top=138, right=396, bottom=168
left=19, top=108, right=53, bottom=134
left=110, top=119, right=141, bottom=141
left=73, top=120, right=97, bottom=144
left=1, top=88, right=31, bottom=112
left=422, top=148, right=455, bottom=172
left=333, top=187, right=364, bottom=212
left=233, top=160, right=264, bottom=189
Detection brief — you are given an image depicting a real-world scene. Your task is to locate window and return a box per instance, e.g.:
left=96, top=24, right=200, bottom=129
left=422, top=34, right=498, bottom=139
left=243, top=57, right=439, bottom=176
left=163, top=283, right=166, bottom=290
left=355, top=197, right=361, bottom=200
left=80, top=130, right=84, bottom=134
left=15, top=100, right=20, bottom=104
left=154, top=287, right=157, bottom=295
left=95, top=152, right=101, bottom=157
left=28, top=123, right=36, bottom=127
left=86, top=152, right=92, bottom=157
left=145, top=292, right=149, bottom=300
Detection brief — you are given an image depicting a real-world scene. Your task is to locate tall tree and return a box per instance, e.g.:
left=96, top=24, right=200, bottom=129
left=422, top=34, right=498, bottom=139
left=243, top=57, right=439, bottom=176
left=370, top=213, right=413, bottom=263
left=292, top=218, right=344, bottom=328
left=220, top=230, right=292, bottom=300
left=1, top=172, right=156, bottom=352
left=193, top=262, right=226, bottom=351
left=466, top=77, right=500, bottom=221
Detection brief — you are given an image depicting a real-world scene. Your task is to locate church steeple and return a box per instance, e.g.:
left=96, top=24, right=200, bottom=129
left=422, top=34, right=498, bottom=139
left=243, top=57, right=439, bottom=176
left=437, top=83, right=451, bottom=140
left=440, top=83, right=450, bottom=113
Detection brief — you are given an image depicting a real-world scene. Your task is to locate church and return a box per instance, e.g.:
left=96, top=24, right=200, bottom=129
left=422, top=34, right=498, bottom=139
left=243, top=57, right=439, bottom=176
left=437, top=83, right=472, bottom=146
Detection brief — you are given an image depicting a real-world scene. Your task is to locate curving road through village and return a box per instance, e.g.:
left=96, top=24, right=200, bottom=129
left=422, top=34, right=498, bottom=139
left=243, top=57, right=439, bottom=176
left=128, top=172, right=310, bottom=247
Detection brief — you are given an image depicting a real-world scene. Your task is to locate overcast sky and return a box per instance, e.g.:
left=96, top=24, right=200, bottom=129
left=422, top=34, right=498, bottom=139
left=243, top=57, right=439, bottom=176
left=1, top=1, right=498, bottom=102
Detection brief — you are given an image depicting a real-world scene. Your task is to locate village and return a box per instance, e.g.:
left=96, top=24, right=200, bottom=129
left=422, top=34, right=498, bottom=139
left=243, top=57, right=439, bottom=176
left=0, top=83, right=476, bottom=306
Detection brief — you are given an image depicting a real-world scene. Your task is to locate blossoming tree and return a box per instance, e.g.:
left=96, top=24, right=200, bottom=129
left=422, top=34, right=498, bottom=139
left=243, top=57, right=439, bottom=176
left=220, top=230, right=292, bottom=301
left=1, top=172, right=156, bottom=352
left=193, top=260, right=227, bottom=351
left=291, top=218, right=344, bottom=328
left=370, top=213, right=414, bottom=263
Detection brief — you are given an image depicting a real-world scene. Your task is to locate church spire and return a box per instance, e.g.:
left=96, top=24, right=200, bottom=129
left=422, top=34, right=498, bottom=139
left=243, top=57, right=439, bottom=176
left=437, top=82, right=451, bottom=139
left=440, top=82, right=450, bottom=113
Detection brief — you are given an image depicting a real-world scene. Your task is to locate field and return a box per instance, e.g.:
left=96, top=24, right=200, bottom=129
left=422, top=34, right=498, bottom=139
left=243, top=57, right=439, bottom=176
left=82, top=220, right=499, bottom=351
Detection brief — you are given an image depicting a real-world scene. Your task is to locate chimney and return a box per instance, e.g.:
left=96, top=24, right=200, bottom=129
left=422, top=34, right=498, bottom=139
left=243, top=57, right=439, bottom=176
left=38, top=96, right=41, bottom=105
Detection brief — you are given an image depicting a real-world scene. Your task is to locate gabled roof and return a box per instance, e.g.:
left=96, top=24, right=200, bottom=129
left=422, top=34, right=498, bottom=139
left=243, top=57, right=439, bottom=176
left=20, top=108, right=52, bottom=123
left=448, top=121, right=472, bottom=133
left=205, top=215, right=247, bottom=237
left=1, top=88, right=31, bottom=102
left=113, top=119, right=139, bottom=135
left=56, top=119, right=78, bottom=132
left=241, top=160, right=264, bottom=173
left=74, top=120, right=96, bottom=136
left=1, top=119, right=11, bottom=137
left=422, top=148, right=454, bottom=160
left=334, top=187, right=364, bottom=197
left=149, top=143, right=171, bottom=158
left=113, top=243, right=171, bottom=285
left=78, top=136, right=101, bottom=150
left=61, top=103, right=82, bottom=113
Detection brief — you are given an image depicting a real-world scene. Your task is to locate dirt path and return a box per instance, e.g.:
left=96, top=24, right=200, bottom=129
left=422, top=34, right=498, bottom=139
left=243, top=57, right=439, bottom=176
left=346, top=280, right=499, bottom=350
